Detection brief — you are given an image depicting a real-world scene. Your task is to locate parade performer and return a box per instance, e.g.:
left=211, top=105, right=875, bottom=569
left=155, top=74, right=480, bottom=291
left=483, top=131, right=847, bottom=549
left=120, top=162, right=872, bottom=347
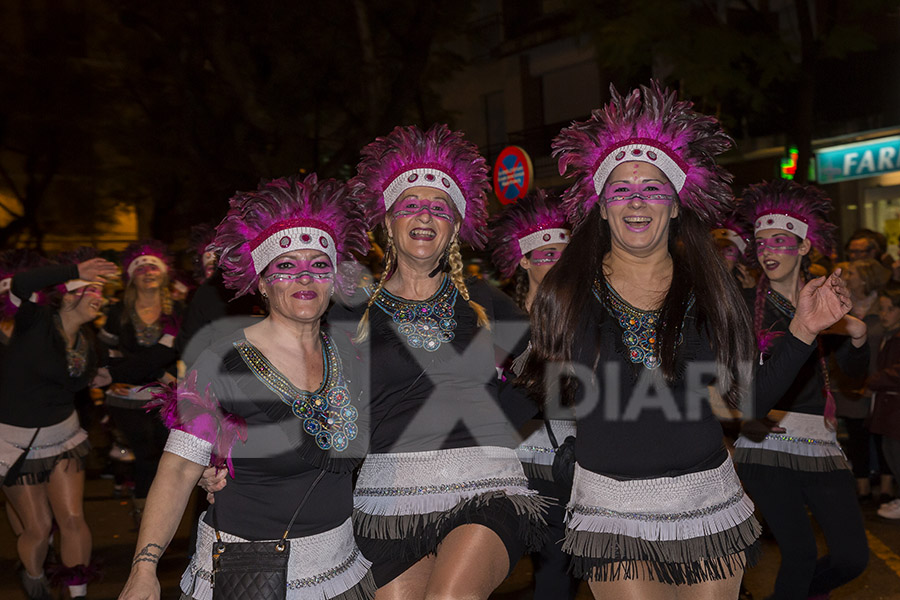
left=734, top=180, right=869, bottom=599
left=490, top=190, right=578, bottom=599
left=0, top=252, right=117, bottom=600
left=331, top=124, right=543, bottom=599
left=712, top=217, right=756, bottom=289
left=118, top=174, right=375, bottom=600
left=100, top=241, right=182, bottom=525
left=520, top=82, right=853, bottom=600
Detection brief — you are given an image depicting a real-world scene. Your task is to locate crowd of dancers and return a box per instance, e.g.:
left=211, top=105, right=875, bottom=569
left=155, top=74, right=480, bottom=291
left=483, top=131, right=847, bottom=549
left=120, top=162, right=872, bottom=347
left=1, top=81, right=899, bottom=600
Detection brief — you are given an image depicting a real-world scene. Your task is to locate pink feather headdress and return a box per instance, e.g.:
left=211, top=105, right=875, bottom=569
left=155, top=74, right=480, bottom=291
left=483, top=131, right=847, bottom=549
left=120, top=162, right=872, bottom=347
left=350, top=124, right=490, bottom=248
left=0, top=249, right=48, bottom=318
left=214, top=174, right=369, bottom=298
left=553, top=81, right=735, bottom=229
left=739, top=179, right=836, bottom=258
left=489, top=190, right=570, bottom=279
left=121, top=240, right=173, bottom=280
left=712, top=216, right=751, bottom=255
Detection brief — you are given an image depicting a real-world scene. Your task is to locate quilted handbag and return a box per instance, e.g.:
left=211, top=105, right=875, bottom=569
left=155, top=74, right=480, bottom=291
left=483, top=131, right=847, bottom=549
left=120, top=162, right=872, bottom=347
left=211, top=471, right=325, bottom=600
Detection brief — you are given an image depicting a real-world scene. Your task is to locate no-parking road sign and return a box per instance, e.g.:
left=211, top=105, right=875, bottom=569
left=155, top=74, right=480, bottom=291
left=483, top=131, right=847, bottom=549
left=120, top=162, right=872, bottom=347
left=493, top=146, right=533, bottom=204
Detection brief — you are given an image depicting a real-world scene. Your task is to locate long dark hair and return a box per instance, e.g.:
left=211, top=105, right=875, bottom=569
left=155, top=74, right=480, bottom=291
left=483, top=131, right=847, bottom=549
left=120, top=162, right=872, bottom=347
left=520, top=206, right=754, bottom=408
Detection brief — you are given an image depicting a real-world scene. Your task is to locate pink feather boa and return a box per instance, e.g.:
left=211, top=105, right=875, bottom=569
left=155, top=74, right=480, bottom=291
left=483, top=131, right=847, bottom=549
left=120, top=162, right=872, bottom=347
left=146, top=371, right=247, bottom=477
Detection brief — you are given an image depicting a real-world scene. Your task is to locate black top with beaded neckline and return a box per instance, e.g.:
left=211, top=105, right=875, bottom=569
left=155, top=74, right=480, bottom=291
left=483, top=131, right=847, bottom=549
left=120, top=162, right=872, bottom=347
left=328, top=277, right=532, bottom=454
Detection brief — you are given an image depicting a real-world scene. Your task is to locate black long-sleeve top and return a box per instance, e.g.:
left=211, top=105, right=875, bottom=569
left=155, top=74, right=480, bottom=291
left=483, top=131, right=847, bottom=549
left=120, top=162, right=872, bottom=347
left=185, top=327, right=366, bottom=539
left=101, top=299, right=181, bottom=385
left=572, top=290, right=815, bottom=480
left=748, top=289, right=869, bottom=416
left=0, top=264, right=101, bottom=427
left=328, top=278, right=532, bottom=454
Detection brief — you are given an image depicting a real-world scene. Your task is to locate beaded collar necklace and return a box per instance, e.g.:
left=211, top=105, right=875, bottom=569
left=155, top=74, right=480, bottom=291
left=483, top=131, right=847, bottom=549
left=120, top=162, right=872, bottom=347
left=131, top=310, right=162, bottom=347
left=53, top=313, right=87, bottom=377
left=592, top=279, right=692, bottom=370
left=234, top=332, right=358, bottom=452
left=372, top=275, right=458, bottom=352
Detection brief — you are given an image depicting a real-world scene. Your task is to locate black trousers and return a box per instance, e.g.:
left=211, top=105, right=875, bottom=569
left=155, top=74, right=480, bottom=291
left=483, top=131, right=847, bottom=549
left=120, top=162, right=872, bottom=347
left=107, top=405, right=168, bottom=499
left=529, top=477, right=579, bottom=600
left=738, top=465, right=868, bottom=599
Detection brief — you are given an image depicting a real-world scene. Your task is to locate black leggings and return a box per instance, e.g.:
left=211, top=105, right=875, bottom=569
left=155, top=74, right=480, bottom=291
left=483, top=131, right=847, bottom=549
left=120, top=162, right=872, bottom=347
left=107, top=406, right=168, bottom=499
left=738, top=465, right=868, bottom=599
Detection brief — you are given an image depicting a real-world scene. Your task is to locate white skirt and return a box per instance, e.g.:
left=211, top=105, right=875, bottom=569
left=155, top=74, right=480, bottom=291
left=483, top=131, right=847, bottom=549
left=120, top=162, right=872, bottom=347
left=0, top=412, right=89, bottom=484
left=181, top=516, right=374, bottom=600
left=734, top=410, right=848, bottom=472
left=565, top=456, right=760, bottom=583
left=515, top=419, right=576, bottom=481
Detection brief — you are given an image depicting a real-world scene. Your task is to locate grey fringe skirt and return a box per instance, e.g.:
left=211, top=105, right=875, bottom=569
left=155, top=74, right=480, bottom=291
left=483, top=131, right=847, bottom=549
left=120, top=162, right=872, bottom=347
left=353, top=446, right=548, bottom=586
left=0, top=412, right=89, bottom=486
left=565, top=455, right=760, bottom=584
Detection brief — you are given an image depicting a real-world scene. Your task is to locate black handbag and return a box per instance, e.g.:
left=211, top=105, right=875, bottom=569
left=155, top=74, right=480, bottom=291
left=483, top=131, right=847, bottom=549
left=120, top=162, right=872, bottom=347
left=544, top=419, right=575, bottom=500
left=1, top=428, right=40, bottom=487
left=210, top=470, right=325, bottom=600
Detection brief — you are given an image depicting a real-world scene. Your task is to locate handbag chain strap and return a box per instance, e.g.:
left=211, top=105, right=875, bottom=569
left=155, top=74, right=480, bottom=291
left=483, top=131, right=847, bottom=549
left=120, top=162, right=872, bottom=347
left=213, top=468, right=327, bottom=550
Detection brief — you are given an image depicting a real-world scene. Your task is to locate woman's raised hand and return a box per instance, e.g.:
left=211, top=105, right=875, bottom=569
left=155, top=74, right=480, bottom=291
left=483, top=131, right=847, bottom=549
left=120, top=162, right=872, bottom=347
left=790, top=269, right=852, bottom=344
left=77, top=257, right=119, bottom=282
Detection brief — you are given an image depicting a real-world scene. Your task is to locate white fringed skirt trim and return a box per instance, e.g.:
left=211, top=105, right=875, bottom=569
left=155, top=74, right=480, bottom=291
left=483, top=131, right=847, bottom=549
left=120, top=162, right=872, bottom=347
left=0, top=412, right=89, bottom=485
left=564, top=456, right=760, bottom=584
left=516, top=419, right=576, bottom=482
left=180, top=516, right=375, bottom=600
left=734, top=410, right=848, bottom=472
left=353, top=446, right=547, bottom=543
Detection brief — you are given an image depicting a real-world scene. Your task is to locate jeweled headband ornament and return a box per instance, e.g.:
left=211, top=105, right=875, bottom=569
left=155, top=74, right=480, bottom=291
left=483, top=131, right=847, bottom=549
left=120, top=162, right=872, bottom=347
left=489, top=190, right=570, bottom=279
left=552, top=80, right=735, bottom=229
left=739, top=179, right=836, bottom=257
left=351, top=123, right=490, bottom=248
left=214, top=174, right=369, bottom=298
left=121, top=240, right=173, bottom=280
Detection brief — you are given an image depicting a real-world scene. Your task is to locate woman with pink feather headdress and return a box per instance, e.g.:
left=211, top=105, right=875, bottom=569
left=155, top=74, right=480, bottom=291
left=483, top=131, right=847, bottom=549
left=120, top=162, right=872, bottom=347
left=328, top=123, right=543, bottom=599
left=711, top=215, right=757, bottom=289
left=518, top=82, right=854, bottom=599
left=490, top=190, right=579, bottom=599
left=119, top=174, right=375, bottom=600
left=0, top=248, right=117, bottom=600
left=100, top=240, right=183, bottom=525
left=733, top=180, right=869, bottom=599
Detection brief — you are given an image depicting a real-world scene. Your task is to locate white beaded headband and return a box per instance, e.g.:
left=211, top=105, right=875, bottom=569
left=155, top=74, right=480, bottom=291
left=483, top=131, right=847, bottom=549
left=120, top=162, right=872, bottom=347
left=593, top=140, right=688, bottom=196
left=127, top=255, right=168, bottom=278
left=518, top=228, right=570, bottom=255
left=250, top=225, right=337, bottom=275
left=383, top=167, right=466, bottom=218
left=754, top=213, right=809, bottom=240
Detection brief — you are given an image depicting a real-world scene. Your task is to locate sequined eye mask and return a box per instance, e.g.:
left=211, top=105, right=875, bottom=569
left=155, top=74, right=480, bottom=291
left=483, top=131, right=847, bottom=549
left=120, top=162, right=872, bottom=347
left=755, top=236, right=799, bottom=256
left=530, top=248, right=561, bottom=265
left=392, top=198, right=454, bottom=222
left=264, top=259, right=334, bottom=283
left=603, top=182, right=676, bottom=206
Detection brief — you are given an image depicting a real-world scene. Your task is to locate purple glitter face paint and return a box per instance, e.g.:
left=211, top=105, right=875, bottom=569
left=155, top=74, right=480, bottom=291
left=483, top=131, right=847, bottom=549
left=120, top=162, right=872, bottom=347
left=530, top=248, right=562, bottom=265
left=392, top=197, right=454, bottom=222
left=755, top=234, right=799, bottom=256
left=263, top=256, right=334, bottom=284
left=603, top=182, right=676, bottom=206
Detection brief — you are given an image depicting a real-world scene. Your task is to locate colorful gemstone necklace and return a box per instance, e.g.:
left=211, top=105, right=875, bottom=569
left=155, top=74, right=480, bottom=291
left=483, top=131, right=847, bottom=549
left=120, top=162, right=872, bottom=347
left=765, top=288, right=795, bottom=318
left=593, top=280, right=691, bottom=370
left=54, top=314, right=87, bottom=377
left=234, top=333, right=358, bottom=452
left=373, top=275, right=458, bottom=352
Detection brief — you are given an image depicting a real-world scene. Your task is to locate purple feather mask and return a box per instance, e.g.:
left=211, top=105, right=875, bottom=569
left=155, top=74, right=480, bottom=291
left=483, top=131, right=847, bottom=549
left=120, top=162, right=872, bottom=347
left=739, top=179, right=836, bottom=261
left=489, top=190, right=571, bottom=279
left=350, top=124, right=490, bottom=248
left=214, top=174, right=369, bottom=298
left=552, top=81, right=735, bottom=230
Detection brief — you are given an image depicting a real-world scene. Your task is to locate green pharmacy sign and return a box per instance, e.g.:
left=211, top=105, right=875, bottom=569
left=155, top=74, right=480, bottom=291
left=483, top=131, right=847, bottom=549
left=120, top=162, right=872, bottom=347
left=816, top=136, right=900, bottom=184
